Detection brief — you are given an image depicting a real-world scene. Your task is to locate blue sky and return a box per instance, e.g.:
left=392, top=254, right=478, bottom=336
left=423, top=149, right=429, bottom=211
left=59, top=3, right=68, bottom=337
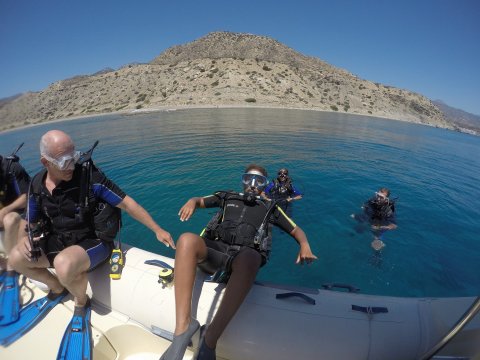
left=1, top=0, right=479, bottom=115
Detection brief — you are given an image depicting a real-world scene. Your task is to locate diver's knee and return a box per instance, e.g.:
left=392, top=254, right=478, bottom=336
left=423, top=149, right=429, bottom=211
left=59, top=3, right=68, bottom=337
left=53, top=253, right=81, bottom=282
left=176, top=232, right=203, bottom=252
left=2, top=212, right=21, bottom=230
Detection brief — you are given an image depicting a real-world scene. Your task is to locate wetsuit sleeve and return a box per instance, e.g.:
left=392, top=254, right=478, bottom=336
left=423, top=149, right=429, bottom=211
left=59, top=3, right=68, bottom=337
left=90, top=165, right=126, bottom=207
left=10, top=162, right=31, bottom=196
left=291, top=184, right=302, bottom=196
left=270, top=205, right=296, bottom=233
left=202, top=193, right=222, bottom=208
left=264, top=182, right=274, bottom=196
left=363, top=199, right=375, bottom=217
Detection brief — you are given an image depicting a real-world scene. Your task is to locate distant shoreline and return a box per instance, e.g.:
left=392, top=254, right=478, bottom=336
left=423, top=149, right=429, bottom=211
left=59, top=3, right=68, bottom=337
left=4, top=32, right=478, bottom=137
left=0, top=103, right=460, bottom=136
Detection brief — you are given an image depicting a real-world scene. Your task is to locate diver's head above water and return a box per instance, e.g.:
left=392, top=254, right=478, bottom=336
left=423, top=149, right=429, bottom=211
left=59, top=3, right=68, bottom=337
left=241, top=164, right=268, bottom=196
left=277, top=168, right=289, bottom=182
left=374, top=187, right=391, bottom=205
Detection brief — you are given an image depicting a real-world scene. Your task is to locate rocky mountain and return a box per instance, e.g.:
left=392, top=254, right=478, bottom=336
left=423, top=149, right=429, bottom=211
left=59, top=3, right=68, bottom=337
left=0, top=31, right=455, bottom=132
left=0, top=93, right=22, bottom=108
left=432, top=100, right=480, bottom=135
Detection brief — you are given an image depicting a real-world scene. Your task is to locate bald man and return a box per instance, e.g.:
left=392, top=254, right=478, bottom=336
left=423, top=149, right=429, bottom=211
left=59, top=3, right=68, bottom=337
left=9, top=130, right=174, bottom=315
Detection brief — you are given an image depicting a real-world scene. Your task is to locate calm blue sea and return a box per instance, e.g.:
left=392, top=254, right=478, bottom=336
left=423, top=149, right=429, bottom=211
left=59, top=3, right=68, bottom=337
left=1, top=108, right=479, bottom=297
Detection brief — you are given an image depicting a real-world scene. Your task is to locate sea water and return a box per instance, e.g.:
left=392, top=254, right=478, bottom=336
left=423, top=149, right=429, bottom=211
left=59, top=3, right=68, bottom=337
left=1, top=108, right=479, bottom=297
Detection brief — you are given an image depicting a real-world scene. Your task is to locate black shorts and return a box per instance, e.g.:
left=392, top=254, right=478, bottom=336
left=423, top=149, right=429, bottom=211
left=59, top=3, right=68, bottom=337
left=39, top=233, right=113, bottom=269
left=197, top=238, right=265, bottom=275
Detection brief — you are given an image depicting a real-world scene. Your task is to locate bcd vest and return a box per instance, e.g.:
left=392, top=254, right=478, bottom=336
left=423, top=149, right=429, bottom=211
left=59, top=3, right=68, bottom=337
left=202, top=191, right=274, bottom=257
left=29, top=163, right=121, bottom=244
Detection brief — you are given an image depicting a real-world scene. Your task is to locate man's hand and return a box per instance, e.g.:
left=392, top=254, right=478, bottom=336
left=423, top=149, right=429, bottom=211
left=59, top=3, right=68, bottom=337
left=156, top=228, right=175, bottom=249
left=296, top=244, right=318, bottom=265
left=178, top=198, right=198, bottom=222
left=19, top=234, right=43, bottom=261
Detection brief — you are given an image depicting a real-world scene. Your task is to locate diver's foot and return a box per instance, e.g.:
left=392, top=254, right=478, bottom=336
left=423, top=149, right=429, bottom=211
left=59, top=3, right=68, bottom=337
left=47, top=288, right=69, bottom=301
left=160, top=318, right=200, bottom=360
left=195, top=325, right=216, bottom=360
left=371, top=238, right=385, bottom=251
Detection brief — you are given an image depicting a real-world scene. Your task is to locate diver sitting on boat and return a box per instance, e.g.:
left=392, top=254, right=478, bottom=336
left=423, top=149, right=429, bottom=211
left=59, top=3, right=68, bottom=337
left=351, top=187, right=397, bottom=251
left=0, top=143, right=30, bottom=326
left=5, top=130, right=175, bottom=357
left=160, top=164, right=317, bottom=360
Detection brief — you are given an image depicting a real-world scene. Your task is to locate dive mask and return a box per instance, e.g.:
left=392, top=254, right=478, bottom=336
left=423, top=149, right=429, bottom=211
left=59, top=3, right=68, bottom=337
left=375, top=192, right=389, bottom=203
left=43, top=151, right=81, bottom=171
left=241, top=173, right=268, bottom=190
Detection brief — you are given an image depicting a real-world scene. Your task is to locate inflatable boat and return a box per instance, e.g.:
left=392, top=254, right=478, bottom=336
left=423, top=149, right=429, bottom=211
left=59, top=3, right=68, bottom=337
left=1, top=232, right=479, bottom=359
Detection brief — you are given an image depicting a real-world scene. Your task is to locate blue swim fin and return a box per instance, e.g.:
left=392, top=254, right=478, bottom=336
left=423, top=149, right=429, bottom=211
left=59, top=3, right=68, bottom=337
left=56, top=298, right=92, bottom=360
left=0, top=271, right=20, bottom=325
left=0, top=288, right=68, bottom=346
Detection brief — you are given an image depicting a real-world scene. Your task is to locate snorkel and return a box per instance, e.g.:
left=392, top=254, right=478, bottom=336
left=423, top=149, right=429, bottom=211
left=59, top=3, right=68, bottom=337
left=76, top=140, right=99, bottom=223
left=5, top=142, right=24, bottom=163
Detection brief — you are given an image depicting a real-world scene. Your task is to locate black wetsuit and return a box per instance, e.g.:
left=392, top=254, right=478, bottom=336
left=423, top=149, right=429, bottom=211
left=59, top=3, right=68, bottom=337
left=0, top=155, right=30, bottom=212
left=27, top=164, right=126, bottom=265
left=363, top=197, right=396, bottom=226
left=199, top=191, right=296, bottom=275
left=265, top=179, right=302, bottom=211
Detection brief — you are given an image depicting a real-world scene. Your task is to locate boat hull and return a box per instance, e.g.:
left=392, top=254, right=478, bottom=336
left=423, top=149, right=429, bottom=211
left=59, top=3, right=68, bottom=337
left=1, top=232, right=479, bottom=359
left=88, top=246, right=480, bottom=360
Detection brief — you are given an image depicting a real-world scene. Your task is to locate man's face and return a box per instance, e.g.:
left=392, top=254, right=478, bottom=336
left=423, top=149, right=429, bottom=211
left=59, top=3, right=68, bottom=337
left=241, top=171, right=267, bottom=195
left=42, top=146, right=79, bottom=182
left=45, top=160, right=75, bottom=182
left=277, top=169, right=288, bottom=182
left=375, top=190, right=389, bottom=204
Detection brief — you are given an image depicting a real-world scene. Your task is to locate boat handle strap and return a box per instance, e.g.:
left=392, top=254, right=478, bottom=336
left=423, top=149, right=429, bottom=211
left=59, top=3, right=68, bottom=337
left=276, top=292, right=316, bottom=305
left=351, top=305, right=388, bottom=314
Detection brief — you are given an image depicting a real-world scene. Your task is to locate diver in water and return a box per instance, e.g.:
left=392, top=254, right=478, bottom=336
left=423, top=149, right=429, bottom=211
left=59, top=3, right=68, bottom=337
left=160, top=164, right=317, bottom=360
left=351, top=187, right=397, bottom=251
left=264, top=168, right=302, bottom=212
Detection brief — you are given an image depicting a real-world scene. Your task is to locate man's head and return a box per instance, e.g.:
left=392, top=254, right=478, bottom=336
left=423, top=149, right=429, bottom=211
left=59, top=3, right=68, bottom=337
left=241, top=164, right=268, bottom=195
left=375, top=187, right=390, bottom=204
left=40, top=130, right=79, bottom=182
left=277, top=168, right=289, bottom=181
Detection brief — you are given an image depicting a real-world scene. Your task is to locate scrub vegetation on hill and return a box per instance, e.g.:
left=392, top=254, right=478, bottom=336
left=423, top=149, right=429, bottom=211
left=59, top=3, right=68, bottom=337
left=0, top=31, right=473, bottom=134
